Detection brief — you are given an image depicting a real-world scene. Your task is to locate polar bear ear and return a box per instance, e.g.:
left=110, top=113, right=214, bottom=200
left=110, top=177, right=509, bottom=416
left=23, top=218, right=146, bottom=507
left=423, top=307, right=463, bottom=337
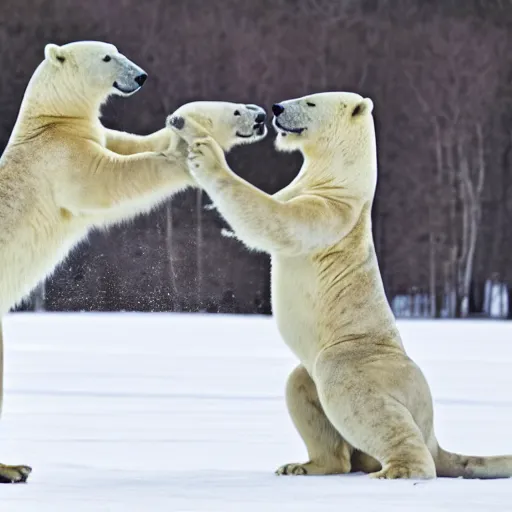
left=351, top=98, right=374, bottom=117
left=44, top=44, right=66, bottom=65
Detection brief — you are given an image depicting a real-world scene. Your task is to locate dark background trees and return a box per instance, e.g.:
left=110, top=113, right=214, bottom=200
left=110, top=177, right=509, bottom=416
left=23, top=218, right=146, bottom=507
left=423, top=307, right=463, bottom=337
left=5, top=0, right=512, bottom=317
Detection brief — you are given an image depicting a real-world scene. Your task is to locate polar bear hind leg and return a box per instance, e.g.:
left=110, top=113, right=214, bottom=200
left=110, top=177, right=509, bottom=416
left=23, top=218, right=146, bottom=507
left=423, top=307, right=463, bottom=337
left=276, top=365, right=353, bottom=476
left=314, top=366, right=436, bottom=480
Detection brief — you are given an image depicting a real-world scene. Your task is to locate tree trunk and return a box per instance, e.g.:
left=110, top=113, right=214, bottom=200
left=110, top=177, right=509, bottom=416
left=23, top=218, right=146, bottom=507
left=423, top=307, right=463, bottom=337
left=196, top=189, right=204, bottom=310
left=429, top=232, right=437, bottom=317
left=165, top=202, right=179, bottom=311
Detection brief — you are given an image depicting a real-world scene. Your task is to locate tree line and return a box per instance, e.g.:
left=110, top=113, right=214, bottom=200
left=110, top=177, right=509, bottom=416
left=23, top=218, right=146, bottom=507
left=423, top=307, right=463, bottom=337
left=3, top=0, right=512, bottom=317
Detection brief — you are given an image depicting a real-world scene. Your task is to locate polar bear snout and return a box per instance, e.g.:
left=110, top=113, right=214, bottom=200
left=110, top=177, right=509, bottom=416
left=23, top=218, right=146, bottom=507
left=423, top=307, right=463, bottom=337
left=234, top=104, right=267, bottom=142
left=272, top=104, right=285, bottom=116
left=111, top=58, right=148, bottom=96
left=134, top=73, right=148, bottom=87
left=272, top=98, right=314, bottom=151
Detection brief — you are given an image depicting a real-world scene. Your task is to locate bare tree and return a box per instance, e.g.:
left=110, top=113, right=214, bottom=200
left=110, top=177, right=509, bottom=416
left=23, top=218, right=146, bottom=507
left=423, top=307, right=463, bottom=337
left=403, top=18, right=507, bottom=317
left=455, top=125, right=485, bottom=316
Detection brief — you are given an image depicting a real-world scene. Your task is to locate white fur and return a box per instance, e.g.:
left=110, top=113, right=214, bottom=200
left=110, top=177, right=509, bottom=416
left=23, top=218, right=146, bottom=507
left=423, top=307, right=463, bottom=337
left=166, top=101, right=267, bottom=152
left=171, top=91, right=512, bottom=480
left=0, top=41, right=185, bottom=318
left=0, top=41, right=265, bottom=482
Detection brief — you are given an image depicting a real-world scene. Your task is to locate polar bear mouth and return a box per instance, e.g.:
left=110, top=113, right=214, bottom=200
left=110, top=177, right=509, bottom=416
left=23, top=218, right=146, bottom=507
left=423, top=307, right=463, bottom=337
left=113, top=81, right=140, bottom=95
left=236, top=123, right=266, bottom=138
left=274, top=119, right=305, bottom=135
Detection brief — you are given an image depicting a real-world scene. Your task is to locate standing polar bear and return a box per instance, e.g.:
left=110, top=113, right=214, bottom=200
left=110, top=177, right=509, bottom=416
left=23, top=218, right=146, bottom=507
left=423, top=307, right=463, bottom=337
left=0, top=39, right=267, bottom=483
left=170, top=91, right=512, bottom=479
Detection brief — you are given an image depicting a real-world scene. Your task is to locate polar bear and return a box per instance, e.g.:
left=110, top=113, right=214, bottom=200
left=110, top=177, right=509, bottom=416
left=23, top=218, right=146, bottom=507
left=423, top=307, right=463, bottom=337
left=170, top=91, right=512, bottom=480
left=0, top=40, right=267, bottom=483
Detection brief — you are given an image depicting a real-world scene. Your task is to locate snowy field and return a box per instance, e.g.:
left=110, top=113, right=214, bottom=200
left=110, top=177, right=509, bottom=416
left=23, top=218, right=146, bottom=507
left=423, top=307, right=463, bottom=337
left=1, top=314, right=512, bottom=511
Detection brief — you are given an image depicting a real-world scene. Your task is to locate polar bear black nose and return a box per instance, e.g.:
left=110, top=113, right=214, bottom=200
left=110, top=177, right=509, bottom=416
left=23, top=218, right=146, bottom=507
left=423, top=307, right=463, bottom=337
left=255, top=112, right=266, bottom=123
left=135, top=73, right=148, bottom=86
left=272, top=104, right=285, bottom=116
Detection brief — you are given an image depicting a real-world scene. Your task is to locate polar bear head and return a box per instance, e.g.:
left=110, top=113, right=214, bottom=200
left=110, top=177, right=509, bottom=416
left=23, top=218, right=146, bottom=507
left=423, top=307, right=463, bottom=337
left=271, top=92, right=375, bottom=157
left=41, top=41, right=147, bottom=107
left=167, top=101, right=267, bottom=151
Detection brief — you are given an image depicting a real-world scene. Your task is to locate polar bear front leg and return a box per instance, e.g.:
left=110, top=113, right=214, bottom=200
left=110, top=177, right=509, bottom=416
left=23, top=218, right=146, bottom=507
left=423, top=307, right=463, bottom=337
left=61, top=140, right=192, bottom=214
left=104, top=128, right=172, bottom=155
left=0, top=322, right=32, bottom=483
left=276, top=365, right=353, bottom=476
left=169, top=131, right=357, bottom=255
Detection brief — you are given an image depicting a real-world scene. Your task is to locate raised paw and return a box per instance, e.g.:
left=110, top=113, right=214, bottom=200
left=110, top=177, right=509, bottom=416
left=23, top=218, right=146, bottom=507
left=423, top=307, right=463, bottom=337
left=187, top=137, right=226, bottom=173
left=276, top=463, right=309, bottom=476
left=0, top=464, right=32, bottom=484
left=369, top=463, right=435, bottom=480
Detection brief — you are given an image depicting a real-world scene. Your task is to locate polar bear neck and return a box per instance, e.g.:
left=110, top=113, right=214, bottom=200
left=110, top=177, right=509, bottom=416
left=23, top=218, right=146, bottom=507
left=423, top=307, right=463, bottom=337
left=18, top=62, right=104, bottom=123
left=297, top=144, right=378, bottom=200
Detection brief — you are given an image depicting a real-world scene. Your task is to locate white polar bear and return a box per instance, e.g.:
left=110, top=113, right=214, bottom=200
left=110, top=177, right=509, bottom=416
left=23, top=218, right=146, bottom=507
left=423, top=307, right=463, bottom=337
left=0, top=39, right=267, bottom=483
left=170, top=91, right=512, bottom=480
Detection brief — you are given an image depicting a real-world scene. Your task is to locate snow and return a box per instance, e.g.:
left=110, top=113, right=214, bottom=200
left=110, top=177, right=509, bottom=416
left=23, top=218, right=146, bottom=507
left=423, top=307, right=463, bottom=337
left=1, top=313, right=512, bottom=511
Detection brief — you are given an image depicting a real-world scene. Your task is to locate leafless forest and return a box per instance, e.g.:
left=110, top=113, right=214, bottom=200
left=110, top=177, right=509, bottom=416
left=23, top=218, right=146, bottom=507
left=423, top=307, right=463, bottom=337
left=4, top=0, right=512, bottom=317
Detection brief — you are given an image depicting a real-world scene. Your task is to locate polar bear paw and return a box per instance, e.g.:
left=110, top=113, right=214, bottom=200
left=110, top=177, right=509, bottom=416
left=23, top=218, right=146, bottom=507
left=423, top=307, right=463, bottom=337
left=276, top=460, right=351, bottom=476
left=369, top=463, right=436, bottom=480
left=187, top=137, right=226, bottom=173
left=276, top=463, right=309, bottom=475
left=0, top=463, right=32, bottom=483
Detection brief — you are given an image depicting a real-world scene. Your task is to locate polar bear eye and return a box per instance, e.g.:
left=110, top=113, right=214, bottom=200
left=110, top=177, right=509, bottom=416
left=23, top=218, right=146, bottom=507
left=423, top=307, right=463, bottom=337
left=103, top=55, right=111, bottom=62
left=234, top=110, right=241, bottom=116
left=306, top=102, right=316, bottom=107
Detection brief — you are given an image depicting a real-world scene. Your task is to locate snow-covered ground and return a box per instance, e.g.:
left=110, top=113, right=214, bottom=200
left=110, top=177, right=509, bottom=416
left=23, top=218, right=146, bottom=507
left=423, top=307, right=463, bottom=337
left=1, top=313, right=512, bottom=511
